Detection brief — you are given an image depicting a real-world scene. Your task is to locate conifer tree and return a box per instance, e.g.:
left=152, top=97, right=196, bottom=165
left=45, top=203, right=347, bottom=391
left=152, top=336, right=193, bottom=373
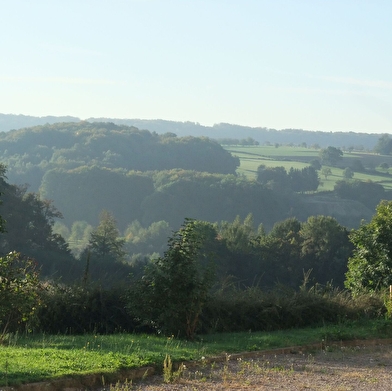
left=88, top=210, right=125, bottom=263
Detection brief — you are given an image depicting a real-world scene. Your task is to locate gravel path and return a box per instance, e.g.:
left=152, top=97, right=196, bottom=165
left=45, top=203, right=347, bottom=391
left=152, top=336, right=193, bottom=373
left=127, top=343, right=392, bottom=391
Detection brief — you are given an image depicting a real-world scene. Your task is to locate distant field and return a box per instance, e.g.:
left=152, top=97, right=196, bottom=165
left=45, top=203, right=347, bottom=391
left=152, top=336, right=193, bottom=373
left=224, top=145, right=392, bottom=191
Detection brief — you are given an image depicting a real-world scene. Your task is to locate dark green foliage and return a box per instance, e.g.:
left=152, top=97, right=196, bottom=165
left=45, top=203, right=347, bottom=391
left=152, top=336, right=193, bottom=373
left=300, top=216, right=352, bottom=287
left=346, top=201, right=392, bottom=293
left=343, top=167, right=354, bottom=179
left=36, top=283, right=135, bottom=334
left=288, top=166, right=319, bottom=192
left=204, top=214, right=350, bottom=289
left=0, top=252, right=41, bottom=337
left=319, top=146, right=343, bottom=166
left=1, top=122, right=239, bottom=189
left=87, top=210, right=125, bottom=263
left=213, top=215, right=262, bottom=283
left=258, top=218, right=303, bottom=287
left=78, top=211, right=136, bottom=287
left=201, top=284, right=384, bottom=333
left=374, top=134, right=392, bottom=155
left=40, top=167, right=154, bottom=229
left=34, top=281, right=385, bottom=336
left=257, top=166, right=289, bottom=190
left=257, top=165, right=319, bottom=192
left=351, top=159, right=365, bottom=172
left=217, top=214, right=256, bottom=254
left=310, top=159, right=322, bottom=170
left=129, top=219, right=216, bottom=339
left=260, top=215, right=350, bottom=288
left=0, top=180, right=79, bottom=282
left=141, top=172, right=290, bottom=230
left=334, top=179, right=387, bottom=209
left=159, top=136, right=240, bottom=174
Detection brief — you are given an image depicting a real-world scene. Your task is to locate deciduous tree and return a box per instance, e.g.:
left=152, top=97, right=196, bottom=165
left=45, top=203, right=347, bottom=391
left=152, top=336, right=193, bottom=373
left=310, top=159, right=322, bottom=171
left=319, top=146, right=343, bottom=166
left=321, top=167, right=332, bottom=179
left=345, top=201, right=392, bottom=293
left=343, top=167, right=354, bottom=180
left=374, top=134, right=392, bottom=155
left=300, top=216, right=351, bottom=287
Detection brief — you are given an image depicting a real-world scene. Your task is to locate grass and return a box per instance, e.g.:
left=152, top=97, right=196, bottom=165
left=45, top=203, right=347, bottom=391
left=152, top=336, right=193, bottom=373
left=224, top=145, right=392, bottom=190
left=1, top=318, right=391, bottom=386
left=225, top=145, right=320, bottom=158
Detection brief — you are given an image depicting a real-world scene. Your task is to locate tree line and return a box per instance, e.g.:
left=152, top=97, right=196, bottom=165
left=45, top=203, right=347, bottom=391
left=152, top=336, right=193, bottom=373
left=1, top=126, right=392, bottom=339
left=0, top=164, right=348, bottom=289
left=0, top=122, right=239, bottom=193
left=0, top=114, right=383, bottom=150
left=2, top=181, right=392, bottom=338
left=2, top=123, right=391, bottom=238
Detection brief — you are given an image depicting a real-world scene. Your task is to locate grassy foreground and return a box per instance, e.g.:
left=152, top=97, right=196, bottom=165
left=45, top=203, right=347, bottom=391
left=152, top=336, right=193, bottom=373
left=1, top=319, right=392, bottom=386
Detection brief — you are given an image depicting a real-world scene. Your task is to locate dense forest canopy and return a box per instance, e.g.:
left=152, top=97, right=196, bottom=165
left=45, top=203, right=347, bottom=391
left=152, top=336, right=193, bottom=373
left=2, top=119, right=392, bottom=338
left=0, top=162, right=351, bottom=290
left=0, top=113, right=384, bottom=149
left=0, top=120, right=391, bottom=287
left=0, top=121, right=389, bottom=237
left=0, top=121, right=239, bottom=191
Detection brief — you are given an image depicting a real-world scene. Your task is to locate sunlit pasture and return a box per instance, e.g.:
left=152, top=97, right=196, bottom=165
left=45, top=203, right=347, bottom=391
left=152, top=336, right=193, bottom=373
left=224, top=145, right=392, bottom=191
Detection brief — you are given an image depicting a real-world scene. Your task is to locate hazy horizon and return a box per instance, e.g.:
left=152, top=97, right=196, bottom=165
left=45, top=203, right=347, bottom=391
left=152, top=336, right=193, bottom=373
left=1, top=1, right=391, bottom=134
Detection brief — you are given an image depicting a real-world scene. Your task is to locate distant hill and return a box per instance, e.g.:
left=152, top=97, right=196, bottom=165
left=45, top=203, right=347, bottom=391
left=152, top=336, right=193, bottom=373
left=0, top=120, right=239, bottom=189
left=86, top=118, right=382, bottom=150
left=0, top=114, right=80, bottom=132
left=0, top=113, right=383, bottom=149
left=0, top=119, right=385, bottom=236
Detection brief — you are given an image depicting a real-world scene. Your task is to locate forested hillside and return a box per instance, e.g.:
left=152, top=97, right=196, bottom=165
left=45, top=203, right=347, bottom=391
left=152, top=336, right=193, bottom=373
left=0, top=121, right=390, bottom=288
left=0, top=121, right=385, bottom=234
left=89, top=119, right=381, bottom=150
left=0, top=113, right=79, bottom=131
left=0, top=113, right=382, bottom=149
left=0, top=121, right=239, bottom=191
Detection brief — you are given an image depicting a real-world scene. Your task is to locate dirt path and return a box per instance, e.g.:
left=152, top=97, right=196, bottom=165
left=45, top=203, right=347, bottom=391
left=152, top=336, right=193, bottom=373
left=128, top=343, right=392, bottom=391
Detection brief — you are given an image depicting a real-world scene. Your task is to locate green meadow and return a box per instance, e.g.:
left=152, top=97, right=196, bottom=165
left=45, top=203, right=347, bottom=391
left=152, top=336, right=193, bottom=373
left=224, top=145, right=392, bottom=191
left=1, top=319, right=391, bottom=387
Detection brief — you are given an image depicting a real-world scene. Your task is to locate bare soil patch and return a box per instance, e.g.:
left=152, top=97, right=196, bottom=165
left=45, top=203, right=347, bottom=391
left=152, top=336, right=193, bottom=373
left=129, top=342, right=392, bottom=391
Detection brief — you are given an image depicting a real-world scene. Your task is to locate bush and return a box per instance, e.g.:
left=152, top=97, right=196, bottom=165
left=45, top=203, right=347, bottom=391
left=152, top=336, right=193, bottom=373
left=127, top=219, right=215, bottom=339
left=200, top=284, right=385, bottom=333
left=0, top=252, right=41, bottom=339
left=35, top=283, right=136, bottom=334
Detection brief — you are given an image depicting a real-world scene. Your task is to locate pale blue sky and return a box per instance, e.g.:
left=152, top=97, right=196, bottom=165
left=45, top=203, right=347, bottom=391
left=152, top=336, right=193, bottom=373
left=1, top=0, right=391, bottom=133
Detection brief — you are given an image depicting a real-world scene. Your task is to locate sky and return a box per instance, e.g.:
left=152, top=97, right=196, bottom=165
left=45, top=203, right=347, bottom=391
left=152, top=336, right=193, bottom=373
left=1, top=0, right=392, bottom=133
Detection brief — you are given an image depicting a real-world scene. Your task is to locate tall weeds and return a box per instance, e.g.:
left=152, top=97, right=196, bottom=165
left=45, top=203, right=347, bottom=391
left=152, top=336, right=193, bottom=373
left=201, top=283, right=385, bottom=333
left=32, top=280, right=386, bottom=336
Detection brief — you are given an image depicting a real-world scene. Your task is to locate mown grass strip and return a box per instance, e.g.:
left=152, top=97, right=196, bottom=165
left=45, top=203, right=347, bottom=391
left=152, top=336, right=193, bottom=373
left=1, top=318, right=391, bottom=386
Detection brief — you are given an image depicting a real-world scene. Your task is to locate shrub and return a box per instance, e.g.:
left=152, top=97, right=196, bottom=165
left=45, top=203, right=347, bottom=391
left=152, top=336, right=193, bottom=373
left=128, top=219, right=215, bottom=339
left=0, top=252, right=40, bottom=339
left=201, top=284, right=385, bottom=333
left=36, top=283, right=136, bottom=334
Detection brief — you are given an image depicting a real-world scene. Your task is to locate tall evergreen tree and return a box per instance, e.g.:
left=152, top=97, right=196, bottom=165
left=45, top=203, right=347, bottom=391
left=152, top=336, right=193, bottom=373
left=88, top=210, right=125, bottom=263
